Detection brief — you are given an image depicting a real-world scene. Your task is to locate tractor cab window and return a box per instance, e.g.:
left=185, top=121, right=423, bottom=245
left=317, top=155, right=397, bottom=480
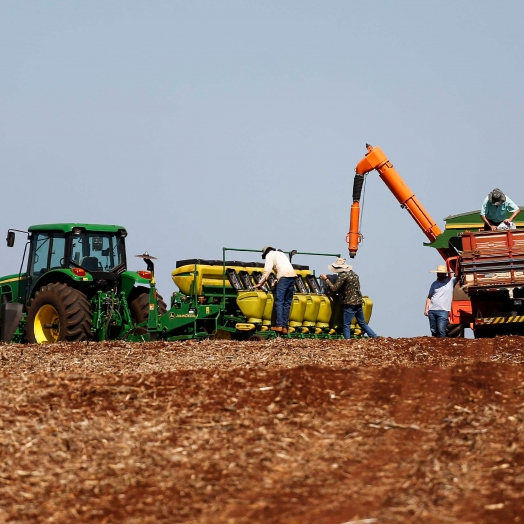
left=30, top=233, right=66, bottom=276
left=70, top=232, right=125, bottom=272
left=49, top=236, right=66, bottom=269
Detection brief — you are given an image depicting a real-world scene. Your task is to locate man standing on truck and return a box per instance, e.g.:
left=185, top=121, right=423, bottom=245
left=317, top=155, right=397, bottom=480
left=480, top=188, right=520, bottom=231
left=254, top=246, right=297, bottom=334
left=425, top=264, right=457, bottom=337
left=320, top=258, right=378, bottom=339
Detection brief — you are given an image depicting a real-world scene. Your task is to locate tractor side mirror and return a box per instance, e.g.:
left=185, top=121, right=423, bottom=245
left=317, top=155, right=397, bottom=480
left=6, top=231, right=15, bottom=248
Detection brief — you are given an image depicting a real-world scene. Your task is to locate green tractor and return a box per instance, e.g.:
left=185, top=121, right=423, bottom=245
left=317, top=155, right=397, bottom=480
left=0, top=223, right=165, bottom=344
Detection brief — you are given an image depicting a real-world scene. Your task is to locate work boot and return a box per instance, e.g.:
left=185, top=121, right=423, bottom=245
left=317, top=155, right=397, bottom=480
left=281, top=327, right=288, bottom=335
left=270, top=326, right=283, bottom=333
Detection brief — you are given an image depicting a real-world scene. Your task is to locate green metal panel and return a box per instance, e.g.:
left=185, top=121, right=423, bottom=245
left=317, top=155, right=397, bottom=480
left=0, top=273, right=26, bottom=304
left=443, top=206, right=524, bottom=229
left=28, top=223, right=126, bottom=234
left=120, top=271, right=152, bottom=297
left=0, top=273, right=24, bottom=286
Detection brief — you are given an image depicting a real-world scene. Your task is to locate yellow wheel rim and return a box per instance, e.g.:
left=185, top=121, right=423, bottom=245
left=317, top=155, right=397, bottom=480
left=34, top=304, right=61, bottom=344
left=214, top=329, right=232, bottom=340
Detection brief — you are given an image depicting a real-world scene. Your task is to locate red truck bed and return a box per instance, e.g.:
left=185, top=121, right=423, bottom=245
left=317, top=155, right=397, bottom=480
left=460, top=230, right=524, bottom=290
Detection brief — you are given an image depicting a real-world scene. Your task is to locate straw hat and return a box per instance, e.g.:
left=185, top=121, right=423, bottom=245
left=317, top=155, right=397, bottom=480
left=328, top=257, right=352, bottom=273
left=429, top=264, right=449, bottom=273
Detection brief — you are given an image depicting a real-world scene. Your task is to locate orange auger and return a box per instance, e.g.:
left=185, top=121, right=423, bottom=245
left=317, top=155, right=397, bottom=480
left=346, top=202, right=362, bottom=257
left=348, top=144, right=445, bottom=258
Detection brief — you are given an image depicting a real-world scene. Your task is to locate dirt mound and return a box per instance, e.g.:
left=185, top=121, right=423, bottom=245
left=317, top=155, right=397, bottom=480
left=1, top=337, right=524, bottom=523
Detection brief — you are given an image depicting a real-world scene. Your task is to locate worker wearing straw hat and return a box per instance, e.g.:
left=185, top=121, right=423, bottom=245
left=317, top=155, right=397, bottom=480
left=320, top=257, right=378, bottom=339
left=424, top=264, right=457, bottom=337
left=254, top=246, right=297, bottom=334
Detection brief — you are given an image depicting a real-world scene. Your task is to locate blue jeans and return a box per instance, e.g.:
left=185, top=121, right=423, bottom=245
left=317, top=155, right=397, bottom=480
left=275, top=277, right=295, bottom=327
left=428, top=310, right=449, bottom=337
left=343, top=304, right=377, bottom=339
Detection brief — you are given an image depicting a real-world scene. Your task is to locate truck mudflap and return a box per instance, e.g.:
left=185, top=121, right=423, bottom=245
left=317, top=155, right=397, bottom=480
left=475, top=315, right=524, bottom=326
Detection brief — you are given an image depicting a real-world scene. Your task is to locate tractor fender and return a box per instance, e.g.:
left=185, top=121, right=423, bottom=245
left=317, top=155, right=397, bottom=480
left=28, top=269, right=93, bottom=299
left=120, top=271, right=152, bottom=298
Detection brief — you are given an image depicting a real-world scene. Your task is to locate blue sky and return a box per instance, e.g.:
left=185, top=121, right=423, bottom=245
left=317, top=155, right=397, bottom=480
left=1, top=1, right=523, bottom=337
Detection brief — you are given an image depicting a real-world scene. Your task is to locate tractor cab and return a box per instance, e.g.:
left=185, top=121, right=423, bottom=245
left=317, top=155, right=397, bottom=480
left=1, top=222, right=159, bottom=344
left=6, top=223, right=128, bottom=304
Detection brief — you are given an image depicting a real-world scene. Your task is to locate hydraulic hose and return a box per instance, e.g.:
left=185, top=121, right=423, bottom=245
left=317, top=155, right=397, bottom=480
left=352, top=174, right=365, bottom=202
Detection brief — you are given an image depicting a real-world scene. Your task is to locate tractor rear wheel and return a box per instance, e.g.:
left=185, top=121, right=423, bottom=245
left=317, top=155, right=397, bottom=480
left=26, top=283, right=93, bottom=344
left=129, top=286, right=167, bottom=324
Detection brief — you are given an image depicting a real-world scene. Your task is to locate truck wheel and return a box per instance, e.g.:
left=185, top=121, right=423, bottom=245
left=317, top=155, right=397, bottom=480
left=446, top=323, right=465, bottom=338
left=26, top=283, right=93, bottom=344
left=129, top=286, right=167, bottom=324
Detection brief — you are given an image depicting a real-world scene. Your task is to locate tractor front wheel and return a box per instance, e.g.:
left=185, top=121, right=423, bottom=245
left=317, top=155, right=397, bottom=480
left=26, top=283, right=93, bottom=344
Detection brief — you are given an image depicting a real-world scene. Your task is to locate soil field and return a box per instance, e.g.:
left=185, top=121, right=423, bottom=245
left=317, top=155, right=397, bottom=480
left=1, top=337, right=524, bottom=524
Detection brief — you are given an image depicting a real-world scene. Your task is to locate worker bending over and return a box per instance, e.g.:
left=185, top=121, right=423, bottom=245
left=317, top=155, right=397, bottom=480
left=480, top=188, right=520, bottom=231
left=254, top=246, right=297, bottom=334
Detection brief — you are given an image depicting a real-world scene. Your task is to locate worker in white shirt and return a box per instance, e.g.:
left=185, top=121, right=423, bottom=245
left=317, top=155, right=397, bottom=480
left=253, top=246, right=297, bottom=334
left=424, top=264, right=457, bottom=337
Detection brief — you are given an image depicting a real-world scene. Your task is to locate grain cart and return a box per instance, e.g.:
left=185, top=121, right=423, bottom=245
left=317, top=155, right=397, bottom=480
left=348, top=144, right=524, bottom=337
left=0, top=224, right=167, bottom=343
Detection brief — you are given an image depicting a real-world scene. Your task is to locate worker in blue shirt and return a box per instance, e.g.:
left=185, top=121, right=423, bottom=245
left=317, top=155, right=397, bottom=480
left=480, top=189, right=520, bottom=231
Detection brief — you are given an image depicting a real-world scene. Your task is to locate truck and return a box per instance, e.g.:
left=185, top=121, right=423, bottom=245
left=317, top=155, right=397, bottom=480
left=347, top=144, right=524, bottom=338
left=0, top=224, right=373, bottom=344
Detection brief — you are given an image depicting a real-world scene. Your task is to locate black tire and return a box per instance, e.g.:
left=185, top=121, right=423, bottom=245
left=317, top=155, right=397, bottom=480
left=129, top=286, right=167, bottom=324
left=473, top=329, right=494, bottom=339
left=446, top=323, right=465, bottom=338
left=26, top=283, right=93, bottom=344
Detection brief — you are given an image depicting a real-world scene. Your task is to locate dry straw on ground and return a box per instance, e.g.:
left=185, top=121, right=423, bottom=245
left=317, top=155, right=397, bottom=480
left=1, top=337, right=524, bottom=523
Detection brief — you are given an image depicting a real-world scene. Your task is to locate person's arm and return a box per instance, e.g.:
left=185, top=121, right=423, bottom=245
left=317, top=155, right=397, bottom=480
left=320, top=273, right=346, bottom=292
left=425, top=282, right=435, bottom=316
left=481, top=214, right=497, bottom=230
left=505, top=199, right=520, bottom=224
left=424, top=296, right=431, bottom=316
left=253, top=256, right=273, bottom=288
left=480, top=199, right=497, bottom=230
